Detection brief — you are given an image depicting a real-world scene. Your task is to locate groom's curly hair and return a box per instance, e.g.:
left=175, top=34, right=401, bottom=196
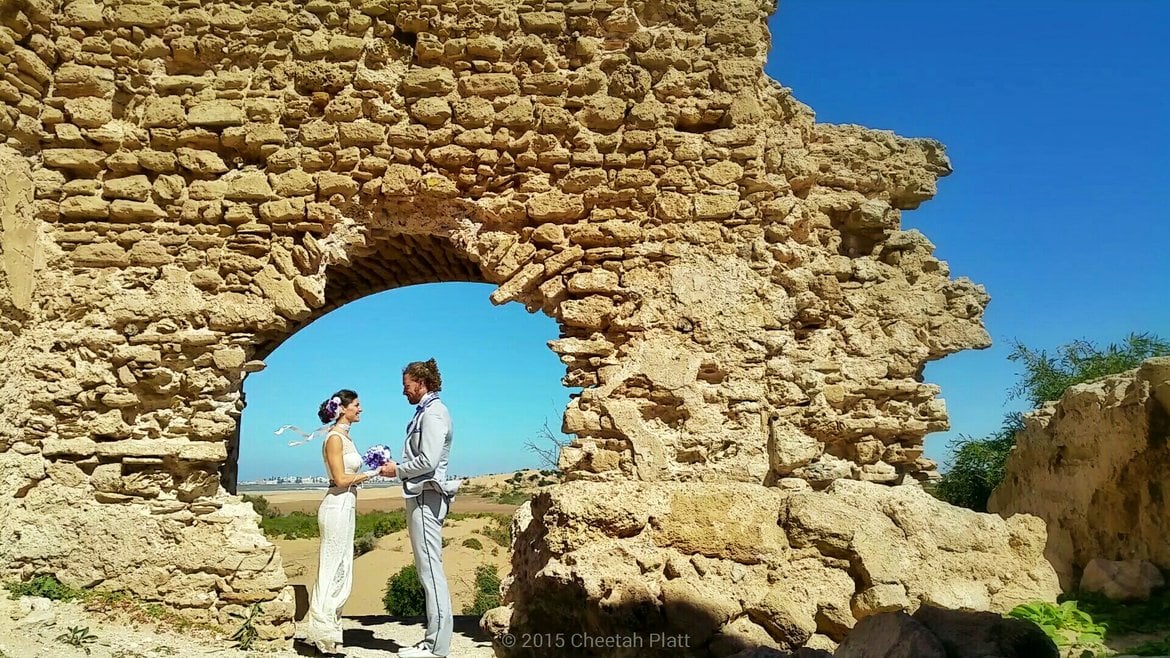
left=403, top=359, right=442, bottom=392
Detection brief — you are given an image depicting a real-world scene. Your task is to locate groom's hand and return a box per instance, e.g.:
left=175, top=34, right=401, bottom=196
left=379, top=461, right=398, bottom=478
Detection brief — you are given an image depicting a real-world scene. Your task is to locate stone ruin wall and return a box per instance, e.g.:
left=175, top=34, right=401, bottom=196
left=0, top=0, right=992, bottom=642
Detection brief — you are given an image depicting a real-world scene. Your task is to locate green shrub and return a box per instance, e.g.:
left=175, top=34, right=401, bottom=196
left=494, top=489, right=529, bottom=505
left=462, top=537, right=483, bottom=550
left=938, top=333, right=1170, bottom=511
left=1008, top=600, right=1106, bottom=648
left=383, top=564, right=426, bottom=617
left=5, top=575, right=86, bottom=601
left=358, top=510, right=406, bottom=538
left=461, top=565, right=501, bottom=617
left=477, top=517, right=511, bottom=548
left=259, top=511, right=318, bottom=539
left=241, top=494, right=275, bottom=518
left=354, top=533, right=377, bottom=557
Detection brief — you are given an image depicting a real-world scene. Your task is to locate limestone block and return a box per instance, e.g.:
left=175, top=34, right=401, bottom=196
left=255, top=265, right=311, bottom=321
left=70, top=242, right=128, bottom=267
left=580, top=97, right=627, bottom=131
left=142, top=97, right=185, bottom=128
left=338, top=120, right=385, bottom=146
left=400, top=68, right=457, bottom=96
left=102, top=175, right=152, bottom=201
left=112, top=3, right=171, bottom=28
left=526, top=189, right=585, bottom=222
left=63, top=97, right=112, bottom=128
left=176, top=148, right=228, bottom=175
left=459, top=73, right=520, bottom=98
left=59, top=195, right=109, bottom=219
left=187, top=100, right=245, bottom=128
left=43, top=148, right=106, bottom=173
left=110, top=200, right=166, bottom=221
left=695, top=192, right=740, bottom=219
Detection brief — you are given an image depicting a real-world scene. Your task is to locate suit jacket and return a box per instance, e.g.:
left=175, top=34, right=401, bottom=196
left=398, top=393, right=460, bottom=498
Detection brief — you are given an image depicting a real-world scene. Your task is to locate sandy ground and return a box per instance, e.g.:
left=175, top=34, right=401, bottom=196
left=0, top=594, right=495, bottom=657
left=277, top=514, right=513, bottom=616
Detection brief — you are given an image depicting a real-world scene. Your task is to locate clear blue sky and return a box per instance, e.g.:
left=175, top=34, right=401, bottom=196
left=239, top=1, right=1170, bottom=481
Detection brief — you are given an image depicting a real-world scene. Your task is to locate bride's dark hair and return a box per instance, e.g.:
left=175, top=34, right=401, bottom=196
left=318, top=389, right=358, bottom=424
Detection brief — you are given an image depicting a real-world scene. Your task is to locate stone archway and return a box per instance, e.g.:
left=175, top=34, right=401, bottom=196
left=0, top=0, right=1001, bottom=645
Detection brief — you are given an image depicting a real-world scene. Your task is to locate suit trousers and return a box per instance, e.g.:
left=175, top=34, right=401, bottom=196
left=406, top=489, right=452, bottom=656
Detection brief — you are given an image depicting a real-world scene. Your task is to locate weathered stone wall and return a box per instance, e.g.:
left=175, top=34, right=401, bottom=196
left=483, top=480, right=1059, bottom=656
left=990, top=358, right=1170, bottom=589
left=0, top=0, right=990, bottom=641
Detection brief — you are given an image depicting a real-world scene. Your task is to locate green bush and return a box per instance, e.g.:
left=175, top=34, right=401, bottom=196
left=5, top=575, right=86, bottom=601
left=358, top=510, right=406, bottom=538
left=383, top=564, right=426, bottom=617
left=259, top=511, right=318, bottom=539
left=1008, top=600, right=1105, bottom=649
left=938, top=333, right=1170, bottom=511
left=461, top=565, right=501, bottom=617
left=934, top=415, right=1021, bottom=512
left=353, top=533, right=377, bottom=557
left=462, top=537, right=483, bottom=550
left=477, top=517, right=511, bottom=548
left=494, top=489, right=529, bottom=505
left=241, top=494, right=275, bottom=518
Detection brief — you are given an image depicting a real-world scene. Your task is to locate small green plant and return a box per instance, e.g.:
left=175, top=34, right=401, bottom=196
left=441, top=537, right=451, bottom=548
left=241, top=494, right=275, bottom=518
left=6, top=574, right=86, bottom=601
left=494, top=489, right=530, bottom=505
left=55, top=626, right=98, bottom=654
left=383, top=564, right=426, bottom=617
left=477, top=516, right=511, bottom=548
left=461, top=564, right=502, bottom=617
left=1008, top=600, right=1106, bottom=648
left=228, top=603, right=262, bottom=651
left=354, top=533, right=377, bottom=557
left=462, top=537, right=483, bottom=550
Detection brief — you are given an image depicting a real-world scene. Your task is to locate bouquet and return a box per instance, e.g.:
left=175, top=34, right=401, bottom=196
left=363, top=445, right=393, bottom=470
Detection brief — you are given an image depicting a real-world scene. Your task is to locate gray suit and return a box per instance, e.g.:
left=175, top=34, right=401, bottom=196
left=398, top=393, right=456, bottom=656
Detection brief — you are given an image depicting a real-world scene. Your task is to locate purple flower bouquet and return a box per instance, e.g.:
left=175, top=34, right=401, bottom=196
left=363, top=445, right=393, bottom=470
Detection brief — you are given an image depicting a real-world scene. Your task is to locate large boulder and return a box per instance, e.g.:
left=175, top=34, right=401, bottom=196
left=990, top=358, right=1170, bottom=588
left=484, top=480, right=1059, bottom=657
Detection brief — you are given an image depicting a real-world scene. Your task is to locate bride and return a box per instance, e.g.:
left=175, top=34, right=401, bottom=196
left=295, top=389, right=389, bottom=654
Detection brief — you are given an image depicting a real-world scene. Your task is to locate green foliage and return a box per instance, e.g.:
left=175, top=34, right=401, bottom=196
left=5, top=575, right=86, bottom=601
left=1008, top=333, right=1170, bottom=408
left=1071, top=588, right=1170, bottom=635
left=462, top=537, right=483, bottom=550
left=477, top=516, right=511, bottom=548
left=938, top=332, right=1169, bottom=511
left=494, top=489, right=530, bottom=505
left=935, top=415, right=1021, bottom=512
left=1008, top=600, right=1106, bottom=648
left=461, top=564, right=502, bottom=617
left=241, top=494, right=276, bottom=518
left=357, top=510, right=406, bottom=538
left=383, top=564, right=426, bottom=617
left=55, top=626, right=98, bottom=654
left=354, top=533, right=377, bottom=557
left=259, top=511, right=318, bottom=539
left=228, top=603, right=262, bottom=651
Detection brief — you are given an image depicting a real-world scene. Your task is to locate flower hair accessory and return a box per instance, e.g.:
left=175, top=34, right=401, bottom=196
left=363, top=445, right=393, bottom=470
left=324, top=396, right=342, bottom=422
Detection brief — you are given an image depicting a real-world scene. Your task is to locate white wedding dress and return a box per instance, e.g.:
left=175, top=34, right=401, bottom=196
left=296, top=431, right=361, bottom=654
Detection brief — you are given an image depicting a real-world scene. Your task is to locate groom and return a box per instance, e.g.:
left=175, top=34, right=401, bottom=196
left=383, top=358, right=459, bottom=658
